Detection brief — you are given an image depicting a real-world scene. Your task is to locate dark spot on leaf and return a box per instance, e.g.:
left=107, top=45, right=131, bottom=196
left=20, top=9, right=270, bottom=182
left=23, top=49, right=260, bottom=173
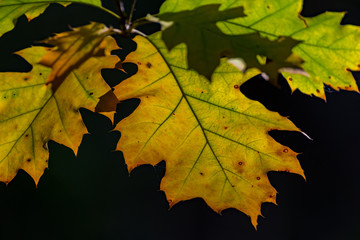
left=24, top=77, right=29, bottom=81
left=12, top=93, right=16, bottom=96
left=266, top=5, right=270, bottom=9
left=137, top=62, right=142, bottom=65
left=328, top=76, right=332, bottom=79
left=26, top=158, right=31, bottom=162
left=3, top=96, right=6, bottom=99
left=59, top=130, right=62, bottom=133
left=316, top=89, right=320, bottom=93
left=284, top=169, right=290, bottom=172
left=251, top=185, right=254, bottom=188
left=346, top=68, right=350, bottom=72
left=288, top=77, right=292, bottom=81
left=283, top=148, right=288, bottom=153
left=146, top=96, right=149, bottom=98
left=256, top=177, right=261, bottom=180
left=222, top=116, right=225, bottom=119
left=201, top=91, right=204, bottom=93
left=224, top=126, right=228, bottom=129
left=232, top=185, right=235, bottom=187
left=45, top=82, right=49, bottom=86
left=172, top=113, right=175, bottom=116
left=234, top=85, right=239, bottom=89
left=357, top=64, right=360, bottom=68
left=45, top=160, right=48, bottom=163
left=200, top=172, right=204, bottom=176
left=39, top=73, right=42, bottom=76
left=25, top=134, right=29, bottom=137
left=146, top=62, right=152, bottom=68
left=238, top=161, right=243, bottom=166
left=89, top=92, right=94, bottom=96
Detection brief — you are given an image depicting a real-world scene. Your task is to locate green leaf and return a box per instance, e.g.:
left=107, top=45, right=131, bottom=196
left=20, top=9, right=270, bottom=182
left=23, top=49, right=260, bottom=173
left=156, top=4, right=300, bottom=80
left=0, top=0, right=119, bottom=37
left=112, top=33, right=304, bottom=228
left=159, top=0, right=360, bottom=99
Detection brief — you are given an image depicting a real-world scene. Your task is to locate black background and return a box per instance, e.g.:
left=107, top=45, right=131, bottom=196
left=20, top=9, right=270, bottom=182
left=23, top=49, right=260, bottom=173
left=0, top=0, right=360, bottom=239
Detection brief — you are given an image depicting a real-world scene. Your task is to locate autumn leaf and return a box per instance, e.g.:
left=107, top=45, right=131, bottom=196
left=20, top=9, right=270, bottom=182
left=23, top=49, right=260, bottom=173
left=112, top=33, right=304, bottom=227
left=0, top=0, right=118, bottom=37
left=153, top=4, right=300, bottom=80
left=0, top=23, right=119, bottom=184
left=159, top=0, right=360, bottom=99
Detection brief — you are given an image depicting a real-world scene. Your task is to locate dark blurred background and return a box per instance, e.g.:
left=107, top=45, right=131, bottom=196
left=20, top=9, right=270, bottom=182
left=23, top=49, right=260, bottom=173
left=0, top=0, right=360, bottom=239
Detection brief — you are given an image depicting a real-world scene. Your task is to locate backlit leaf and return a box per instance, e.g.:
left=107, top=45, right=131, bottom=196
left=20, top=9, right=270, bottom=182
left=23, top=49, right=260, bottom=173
left=159, top=0, right=360, bottom=99
left=156, top=4, right=300, bottom=80
left=0, top=0, right=118, bottom=37
left=0, top=23, right=118, bottom=184
left=112, top=33, right=304, bottom=227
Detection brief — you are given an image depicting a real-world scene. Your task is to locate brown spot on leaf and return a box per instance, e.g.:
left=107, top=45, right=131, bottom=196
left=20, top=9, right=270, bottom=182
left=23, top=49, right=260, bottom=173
left=146, top=62, right=152, bottom=68
left=346, top=68, right=351, bottom=72
left=224, top=126, right=228, bottom=130
left=234, top=85, right=239, bottom=89
left=232, top=185, right=235, bottom=187
left=137, top=62, right=142, bottom=65
left=283, top=148, right=288, bottom=153
left=328, top=76, right=332, bottom=79
left=238, top=161, right=243, bottom=166
left=26, top=158, right=31, bottom=162
left=200, top=172, right=204, bottom=176
left=172, top=113, right=175, bottom=116
left=288, top=77, right=292, bottom=81
left=59, top=130, right=62, bottom=133
left=39, top=73, right=42, bottom=76
left=89, top=92, right=94, bottom=96
left=25, top=134, right=29, bottom=138
left=316, top=89, right=320, bottom=93
left=256, top=177, right=261, bottom=180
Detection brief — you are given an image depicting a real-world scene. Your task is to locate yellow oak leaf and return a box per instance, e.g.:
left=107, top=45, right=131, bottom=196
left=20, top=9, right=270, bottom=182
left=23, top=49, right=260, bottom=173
left=112, top=33, right=304, bottom=227
left=0, top=23, right=119, bottom=184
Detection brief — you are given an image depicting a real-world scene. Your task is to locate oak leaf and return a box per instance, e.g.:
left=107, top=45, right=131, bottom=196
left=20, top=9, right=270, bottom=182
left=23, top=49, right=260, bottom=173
left=112, top=33, right=304, bottom=227
left=159, top=0, right=360, bottom=99
left=0, top=23, right=118, bottom=184
left=155, top=4, right=300, bottom=81
left=0, top=0, right=116, bottom=37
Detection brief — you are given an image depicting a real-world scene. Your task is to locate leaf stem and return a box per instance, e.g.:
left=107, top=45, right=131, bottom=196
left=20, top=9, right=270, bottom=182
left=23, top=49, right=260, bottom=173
left=127, top=0, right=137, bottom=28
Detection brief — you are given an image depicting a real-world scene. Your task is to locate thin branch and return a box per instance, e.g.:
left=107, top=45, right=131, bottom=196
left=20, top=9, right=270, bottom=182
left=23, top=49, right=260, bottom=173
left=128, top=0, right=137, bottom=27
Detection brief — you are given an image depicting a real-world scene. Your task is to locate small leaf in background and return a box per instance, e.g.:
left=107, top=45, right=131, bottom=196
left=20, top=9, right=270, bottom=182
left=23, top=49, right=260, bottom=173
left=112, top=33, right=304, bottom=227
left=0, top=23, right=119, bottom=184
left=156, top=4, right=300, bottom=81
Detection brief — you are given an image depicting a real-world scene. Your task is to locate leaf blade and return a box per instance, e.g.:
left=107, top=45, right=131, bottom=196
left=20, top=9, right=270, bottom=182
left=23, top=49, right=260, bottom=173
left=113, top=33, right=304, bottom=227
left=0, top=23, right=119, bottom=184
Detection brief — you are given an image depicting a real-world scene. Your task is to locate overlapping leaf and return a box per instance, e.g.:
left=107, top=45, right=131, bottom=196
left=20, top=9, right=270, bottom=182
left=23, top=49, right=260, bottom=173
left=0, top=0, right=118, bottom=37
left=112, top=33, right=304, bottom=227
left=155, top=4, right=300, bottom=81
left=159, top=0, right=360, bottom=99
left=0, top=23, right=118, bottom=184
